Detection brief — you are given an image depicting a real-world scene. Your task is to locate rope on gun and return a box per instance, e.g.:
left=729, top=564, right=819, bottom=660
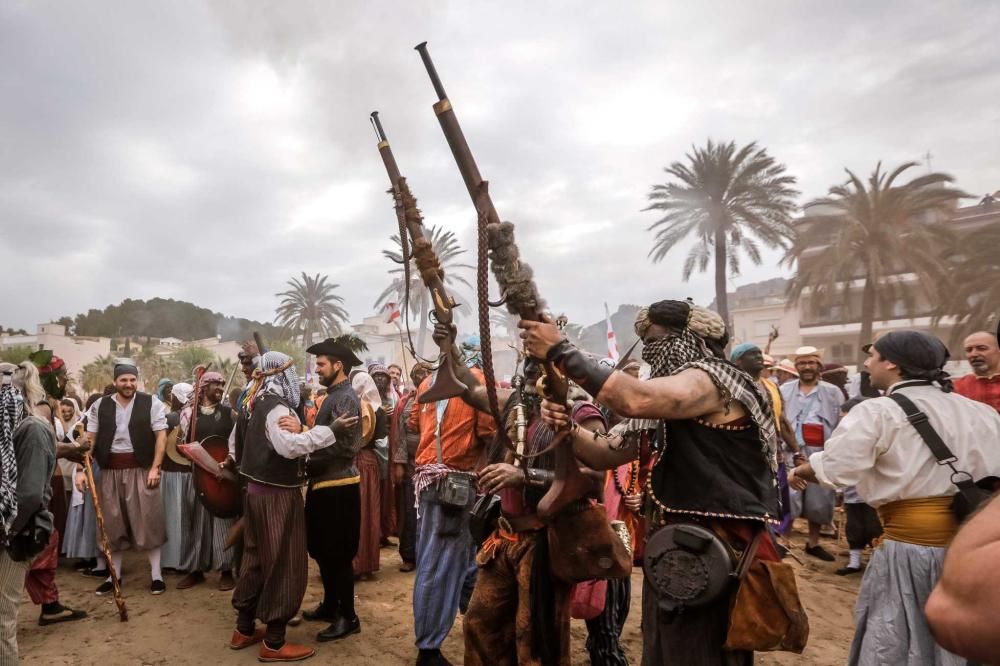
left=475, top=181, right=504, bottom=428
left=396, top=179, right=443, bottom=368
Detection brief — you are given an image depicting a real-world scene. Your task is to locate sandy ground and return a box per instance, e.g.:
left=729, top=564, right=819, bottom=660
left=17, top=522, right=860, bottom=665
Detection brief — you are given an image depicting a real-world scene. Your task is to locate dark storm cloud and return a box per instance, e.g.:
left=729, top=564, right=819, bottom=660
left=2, top=0, right=998, bottom=332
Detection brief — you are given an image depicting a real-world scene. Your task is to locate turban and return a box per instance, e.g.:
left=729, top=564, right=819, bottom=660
left=156, top=378, right=173, bottom=402
left=367, top=363, right=389, bottom=378
left=171, top=382, right=194, bottom=405
left=729, top=342, right=760, bottom=363
left=200, top=371, right=225, bottom=385
left=114, top=362, right=139, bottom=379
left=870, top=330, right=952, bottom=392
left=634, top=299, right=727, bottom=345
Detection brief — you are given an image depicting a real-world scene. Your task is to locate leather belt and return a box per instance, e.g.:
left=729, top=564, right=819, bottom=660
left=498, top=513, right=546, bottom=533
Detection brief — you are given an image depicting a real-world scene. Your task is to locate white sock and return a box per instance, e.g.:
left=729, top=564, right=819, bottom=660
left=848, top=549, right=862, bottom=569
left=95, top=553, right=106, bottom=571
left=108, top=552, right=123, bottom=581
left=147, top=547, right=162, bottom=582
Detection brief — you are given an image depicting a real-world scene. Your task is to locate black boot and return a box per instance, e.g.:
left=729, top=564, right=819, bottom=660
left=317, top=614, right=360, bottom=642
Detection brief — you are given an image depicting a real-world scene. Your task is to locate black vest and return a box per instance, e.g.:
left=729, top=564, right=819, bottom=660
left=651, top=417, right=778, bottom=522
left=237, top=393, right=305, bottom=488
left=94, top=392, right=155, bottom=468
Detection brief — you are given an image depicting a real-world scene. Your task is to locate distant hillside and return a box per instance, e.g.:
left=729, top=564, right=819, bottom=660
left=70, top=298, right=284, bottom=342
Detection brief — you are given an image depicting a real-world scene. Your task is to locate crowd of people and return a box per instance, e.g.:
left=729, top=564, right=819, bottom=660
left=0, top=305, right=999, bottom=665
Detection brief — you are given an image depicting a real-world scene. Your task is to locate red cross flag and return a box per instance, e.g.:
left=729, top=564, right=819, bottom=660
left=605, top=302, right=619, bottom=363
left=384, top=302, right=401, bottom=324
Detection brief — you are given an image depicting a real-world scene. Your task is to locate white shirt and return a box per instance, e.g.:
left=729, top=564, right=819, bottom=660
left=86, top=394, right=168, bottom=453
left=811, top=381, right=1000, bottom=507
left=226, top=403, right=336, bottom=460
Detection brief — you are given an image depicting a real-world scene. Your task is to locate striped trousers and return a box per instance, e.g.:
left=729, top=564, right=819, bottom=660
left=0, top=550, right=29, bottom=666
left=585, top=576, right=631, bottom=665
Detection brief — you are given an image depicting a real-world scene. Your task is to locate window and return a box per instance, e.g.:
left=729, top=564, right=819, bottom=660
left=831, top=342, right=853, bottom=363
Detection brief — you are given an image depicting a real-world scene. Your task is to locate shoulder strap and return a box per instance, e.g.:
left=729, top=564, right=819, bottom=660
left=886, top=392, right=957, bottom=465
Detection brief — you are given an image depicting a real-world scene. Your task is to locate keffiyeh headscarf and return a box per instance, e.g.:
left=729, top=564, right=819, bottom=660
left=631, top=300, right=778, bottom=472
left=0, top=367, right=24, bottom=543
left=242, top=351, right=299, bottom=414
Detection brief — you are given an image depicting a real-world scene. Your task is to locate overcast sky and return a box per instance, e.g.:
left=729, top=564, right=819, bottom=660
left=3, top=1, right=999, bottom=334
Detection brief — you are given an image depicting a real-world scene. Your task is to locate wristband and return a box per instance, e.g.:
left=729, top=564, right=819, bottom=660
left=545, top=340, right=614, bottom=397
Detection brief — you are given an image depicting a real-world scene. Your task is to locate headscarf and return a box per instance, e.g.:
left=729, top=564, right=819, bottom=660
left=259, top=352, right=300, bottom=408
left=461, top=335, right=483, bottom=369
left=57, top=397, right=81, bottom=435
left=114, top=361, right=139, bottom=379
left=0, top=365, right=23, bottom=542
left=156, top=378, right=173, bottom=402
left=199, top=371, right=225, bottom=386
left=367, top=363, right=389, bottom=378
left=729, top=342, right=760, bottom=363
left=871, top=330, right=953, bottom=392
left=171, top=382, right=194, bottom=406
left=352, top=371, right=383, bottom=412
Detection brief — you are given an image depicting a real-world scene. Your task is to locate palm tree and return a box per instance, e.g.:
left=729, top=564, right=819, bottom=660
left=275, top=273, right=350, bottom=348
left=374, top=226, right=474, bottom=356
left=645, top=140, right=799, bottom=328
left=170, top=346, right=215, bottom=379
left=80, top=354, right=117, bottom=392
left=937, top=224, right=1000, bottom=344
left=785, top=162, right=967, bottom=365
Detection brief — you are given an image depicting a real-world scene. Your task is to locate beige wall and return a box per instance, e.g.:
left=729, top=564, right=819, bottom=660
left=0, top=328, right=112, bottom=384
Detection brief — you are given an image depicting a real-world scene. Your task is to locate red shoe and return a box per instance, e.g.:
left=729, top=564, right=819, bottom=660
left=258, top=642, right=315, bottom=662
left=229, top=626, right=266, bottom=650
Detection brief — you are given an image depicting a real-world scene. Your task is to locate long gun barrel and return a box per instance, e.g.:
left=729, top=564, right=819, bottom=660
left=415, top=42, right=582, bottom=518
left=370, top=111, right=468, bottom=403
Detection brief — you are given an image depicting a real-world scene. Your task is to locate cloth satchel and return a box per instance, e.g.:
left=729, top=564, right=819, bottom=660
left=724, top=530, right=810, bottom=653
left=569, top=579, right=607, bottom=620
left=888, top=391, right=991, bottom=522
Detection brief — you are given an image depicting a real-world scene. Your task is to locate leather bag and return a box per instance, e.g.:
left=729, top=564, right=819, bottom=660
left=547, top=502, right=631, bottom=583
left=724, top=531, right=809, bottom=653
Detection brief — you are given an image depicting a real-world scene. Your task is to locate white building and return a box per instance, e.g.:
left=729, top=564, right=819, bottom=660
left=0, top=324, right=112, bottom=383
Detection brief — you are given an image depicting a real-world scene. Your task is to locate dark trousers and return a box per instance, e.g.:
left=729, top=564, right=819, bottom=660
left=397, top=475, right=417, bottom=564
left=585, top=576, right=631, bottom=665
left=306, top=483, right=361, bottom=619
left=844, top=502, right=883, bottom=550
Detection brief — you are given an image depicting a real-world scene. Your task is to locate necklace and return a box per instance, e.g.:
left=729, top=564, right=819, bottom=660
left=613, top=458, right=640, bottom=496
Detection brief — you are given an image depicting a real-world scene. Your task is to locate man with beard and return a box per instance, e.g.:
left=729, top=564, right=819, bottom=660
left=300, top=338, right=364, bottom=643
left=388, top=364, right=405, bottom=402
left=790, top=331, right=1000, bottom=665
left=780, top=347, right=843, bottom=561
left=521, top=300, right=794, bottom=666
left=85, top=361, right=169, bottom=595
left=953, top=331, right=1000, bottom=412
left=176, top=371, right=236, bottom=591
left=391, top=363, right=431, bottom=572
left=731, top=343, right=805, bottom=543
left=368, top=363, right=397, bottom=547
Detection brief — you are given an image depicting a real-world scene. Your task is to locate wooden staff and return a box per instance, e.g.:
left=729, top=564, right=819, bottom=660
left=82, top=452, right=128, bottom=621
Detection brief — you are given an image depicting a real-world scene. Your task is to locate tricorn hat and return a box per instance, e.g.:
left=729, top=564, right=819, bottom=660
left=306, top=338, right=363, bottom=369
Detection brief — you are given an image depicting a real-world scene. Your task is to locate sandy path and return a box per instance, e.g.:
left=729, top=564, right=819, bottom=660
left=17, top=527, right=859, bottom=665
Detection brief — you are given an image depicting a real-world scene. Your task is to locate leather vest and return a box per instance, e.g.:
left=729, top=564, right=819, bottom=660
left=236, top=393, right=305, bottom=488
left=94, top=393, right=155, bottom=468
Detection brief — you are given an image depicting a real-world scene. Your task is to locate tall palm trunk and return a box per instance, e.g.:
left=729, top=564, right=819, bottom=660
left=714, top=230, right=730, bottom=334
left=856, top=272, right=877, bottom=367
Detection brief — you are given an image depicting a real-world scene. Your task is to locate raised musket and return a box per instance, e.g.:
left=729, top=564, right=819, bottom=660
left=370, top=111, right=468, bottom=404
left=414, top=42, right=583, bottom=519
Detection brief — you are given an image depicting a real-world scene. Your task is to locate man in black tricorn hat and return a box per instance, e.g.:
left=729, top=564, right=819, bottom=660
left=299, top=337, right=364, bottom=643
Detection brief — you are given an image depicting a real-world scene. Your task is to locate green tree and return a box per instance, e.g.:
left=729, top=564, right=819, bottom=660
left=137, top=349, right=181, bottom=391
left=937, top=223, right=1000, bottom=344
left=171, top=346, right=215, bottom=380
left=274, top=273, right=350, bottom=348
left=0, top=346, right=34, bottom=365
left=80, top=355, right=116, bottom=393
left=785, top=162, right=966, bottom=365
left=645, top=140, right=799, bottom=328
left=374, top=227, right=473, bottom=356
left=267, top=339, right=308, bottom=376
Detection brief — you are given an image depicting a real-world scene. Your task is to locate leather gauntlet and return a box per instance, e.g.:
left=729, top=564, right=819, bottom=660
left=545, top=340, right=614, bottom=397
